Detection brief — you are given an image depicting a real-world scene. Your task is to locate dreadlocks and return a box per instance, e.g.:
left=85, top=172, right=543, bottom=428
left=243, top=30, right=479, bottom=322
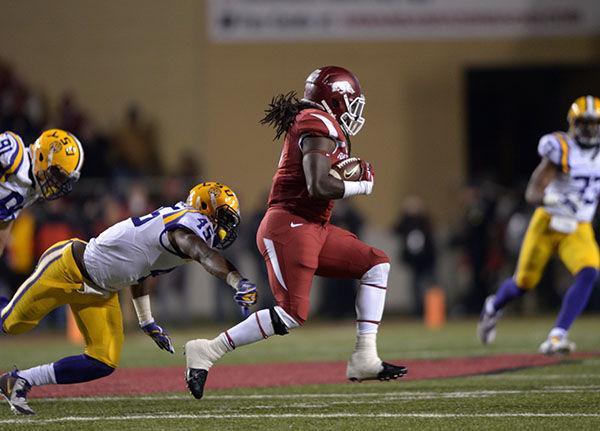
left=260, top=92, right=315, bottom=140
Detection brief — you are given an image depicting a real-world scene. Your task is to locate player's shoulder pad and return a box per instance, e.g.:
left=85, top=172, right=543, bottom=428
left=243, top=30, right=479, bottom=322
left=168, top=210, right=216, bottom=247
left=0, top=131, right=25, bottom=181
left=295, top=108, right=341, bottom=141
left=538, top=132, right=569, bottom=166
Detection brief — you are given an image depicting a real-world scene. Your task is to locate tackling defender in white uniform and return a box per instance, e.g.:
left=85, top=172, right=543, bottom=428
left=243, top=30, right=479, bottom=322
left=0, top=129, right=83, bottom=255
left=0, top=182, right=257, bottom=415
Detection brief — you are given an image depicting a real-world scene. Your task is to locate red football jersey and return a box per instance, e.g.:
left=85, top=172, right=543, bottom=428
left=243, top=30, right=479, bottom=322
left=267, top=108, right=350, bottom=223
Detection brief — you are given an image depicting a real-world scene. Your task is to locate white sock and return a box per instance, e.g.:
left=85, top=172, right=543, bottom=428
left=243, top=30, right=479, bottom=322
left=485, top=298, right=496, bottom=315
left=356, top=263, right=389, bottom=335
left=17, top=364, right=56, bottom=387
left=223, top=309, right=275, bottom=349
left=350, top=333, right=382, bottom=371
left=549, top=327, right=567, bottom=339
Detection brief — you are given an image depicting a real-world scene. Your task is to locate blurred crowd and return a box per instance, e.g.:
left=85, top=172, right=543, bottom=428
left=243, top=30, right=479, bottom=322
left=2, top=58, right=599, bottom=331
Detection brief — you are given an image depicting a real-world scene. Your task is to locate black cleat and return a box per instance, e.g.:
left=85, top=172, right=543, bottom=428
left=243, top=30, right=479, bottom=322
left=186, top=368, right=208, bottom=399
left=377, top=362, right=408, bottom=381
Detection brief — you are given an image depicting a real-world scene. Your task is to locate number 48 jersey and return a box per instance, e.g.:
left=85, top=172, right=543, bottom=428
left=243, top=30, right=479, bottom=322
left=83, top=202, right=216, bottom=292
left=539, top=131, right=600, bottom=222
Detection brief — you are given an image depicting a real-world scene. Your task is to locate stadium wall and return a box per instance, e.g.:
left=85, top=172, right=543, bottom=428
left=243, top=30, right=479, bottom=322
left=1, top=1, right=599, bottom=226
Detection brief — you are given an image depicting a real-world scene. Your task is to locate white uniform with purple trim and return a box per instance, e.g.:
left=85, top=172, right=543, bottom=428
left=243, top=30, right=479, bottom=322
left=0, top=131, right=39, bottom=222
left=539, top=131, right=600, bottom=222
left=83, top=202, right=216, bottom=292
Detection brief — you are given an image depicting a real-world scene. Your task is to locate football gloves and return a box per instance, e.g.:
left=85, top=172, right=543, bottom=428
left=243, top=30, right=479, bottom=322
left=359, top=160, right=374, bottom=183
left=141, top=321, right=175, bottom=354
left=234, top=279, right=258, bottom=308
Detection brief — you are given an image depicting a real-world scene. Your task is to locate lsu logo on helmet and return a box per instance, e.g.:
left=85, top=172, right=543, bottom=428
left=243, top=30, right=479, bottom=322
left=186, top=182, right=241, bottom=249
left=31, top=129, right=84, bottom=200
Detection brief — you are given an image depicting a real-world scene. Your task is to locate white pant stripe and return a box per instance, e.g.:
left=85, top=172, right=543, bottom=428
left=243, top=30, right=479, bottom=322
left=263, top=238, right=288, bottom=291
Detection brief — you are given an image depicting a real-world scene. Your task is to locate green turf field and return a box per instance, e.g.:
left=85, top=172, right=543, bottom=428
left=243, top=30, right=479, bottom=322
left=2, top=316, right=600, bottom=430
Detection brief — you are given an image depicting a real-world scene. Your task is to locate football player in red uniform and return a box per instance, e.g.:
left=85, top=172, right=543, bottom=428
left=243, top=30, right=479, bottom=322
left=184, top=66, right=407, bottom=398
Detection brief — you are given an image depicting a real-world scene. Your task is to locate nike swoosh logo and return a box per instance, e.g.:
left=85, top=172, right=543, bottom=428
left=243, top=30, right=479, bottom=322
left=344, top=165, right=360, bottom=179
left=290, top=222, right=303, bottom=228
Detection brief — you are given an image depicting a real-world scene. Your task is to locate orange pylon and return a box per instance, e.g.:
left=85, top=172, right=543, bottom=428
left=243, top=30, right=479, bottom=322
left=424, top=286, right=446, bottom=329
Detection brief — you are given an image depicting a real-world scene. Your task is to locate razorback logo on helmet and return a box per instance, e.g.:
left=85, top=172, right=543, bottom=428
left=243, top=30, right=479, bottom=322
left=331, top=81, right=355, bottom=95
left=303, top=65, right=366, bottom=136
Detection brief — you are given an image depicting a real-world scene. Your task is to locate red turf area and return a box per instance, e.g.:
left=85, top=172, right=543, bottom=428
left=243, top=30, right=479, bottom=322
left=30, top=352, right=599, bottom=398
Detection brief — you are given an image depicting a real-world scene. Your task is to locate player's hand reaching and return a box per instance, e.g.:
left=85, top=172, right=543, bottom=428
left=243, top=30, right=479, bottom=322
left=141, top=321, right=175, bottom=354
left=234, top=279, right=258, bottom=308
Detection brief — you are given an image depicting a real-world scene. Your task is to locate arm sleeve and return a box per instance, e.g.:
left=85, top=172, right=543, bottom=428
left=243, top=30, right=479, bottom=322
left=296, top=112, right=340, bottom=149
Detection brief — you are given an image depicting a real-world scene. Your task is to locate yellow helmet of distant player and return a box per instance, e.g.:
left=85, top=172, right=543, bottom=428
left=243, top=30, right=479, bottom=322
left=567, top=95, right=600, bottom=147
left=186, top=182, right=241, bottom=249
left=31, top=129, right=84, bottom=200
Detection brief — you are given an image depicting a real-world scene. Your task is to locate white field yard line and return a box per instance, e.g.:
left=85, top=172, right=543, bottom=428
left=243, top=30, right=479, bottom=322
left=2, top=413, right=600, bottom=424
left=484, top=374, right=600, bottom=380
left=33, top=386, right=600, bottom=403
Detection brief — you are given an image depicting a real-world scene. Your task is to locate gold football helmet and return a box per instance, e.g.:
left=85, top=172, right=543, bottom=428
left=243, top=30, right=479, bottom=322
left=186, top=182, right=241, bottom=249
left=31, top=129, right=84, bottom=200
left=567, top=95, right=600, bottom=147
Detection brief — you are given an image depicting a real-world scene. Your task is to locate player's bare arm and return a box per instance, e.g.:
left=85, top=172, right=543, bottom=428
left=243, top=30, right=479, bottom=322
left=169, top=228, right=239, bottom=280
left=0, top=220, right=14, bottom=256
left=168, top=228, right=257, bottom=308
left=130, top=281, right=175, bottom=354
left=131, top=282, right=151, bottom=300
left=302, top=136, right=345, bottom=199
left=525, top=158, right=560, bottom=205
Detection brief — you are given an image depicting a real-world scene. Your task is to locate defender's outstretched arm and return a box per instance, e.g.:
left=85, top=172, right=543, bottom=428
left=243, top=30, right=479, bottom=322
left=168, top=228, right=257, bottom=309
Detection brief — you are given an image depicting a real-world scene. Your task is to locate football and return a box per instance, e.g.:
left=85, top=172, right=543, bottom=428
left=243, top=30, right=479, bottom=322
left=329, top=157, right=362, bottom=181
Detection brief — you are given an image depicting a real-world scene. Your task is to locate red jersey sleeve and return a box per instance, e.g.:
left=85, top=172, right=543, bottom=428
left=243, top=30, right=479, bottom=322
left=295, top=110, right=341, bottom=148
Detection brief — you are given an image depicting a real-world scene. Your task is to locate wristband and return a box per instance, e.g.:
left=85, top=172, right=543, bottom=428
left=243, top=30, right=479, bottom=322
left=132, top=295, right=154, bottom=326
left=226, top=271, right=243, bottom=290
left=343, top=180, right=373, bottom=198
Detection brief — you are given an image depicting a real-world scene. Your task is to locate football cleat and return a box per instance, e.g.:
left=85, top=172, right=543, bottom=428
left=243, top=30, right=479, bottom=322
left=184, top=339, right=223, bottom=399
left=0, top=370, right=34, bottom=415
left=477, top=295, right=502, bottom=345
left=185, top=368, right=208, bottom=399
left=539, top=335, right=576, bottom=356
left=347, top=360, right=407, bottom=382
left=346, top=351, right=407, bottom=382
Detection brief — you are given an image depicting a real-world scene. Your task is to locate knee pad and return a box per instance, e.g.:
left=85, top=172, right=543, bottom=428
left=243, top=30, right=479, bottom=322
left=361, top=263, right=390, bottom=287
left=269, top=306, right=300, bottom=335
